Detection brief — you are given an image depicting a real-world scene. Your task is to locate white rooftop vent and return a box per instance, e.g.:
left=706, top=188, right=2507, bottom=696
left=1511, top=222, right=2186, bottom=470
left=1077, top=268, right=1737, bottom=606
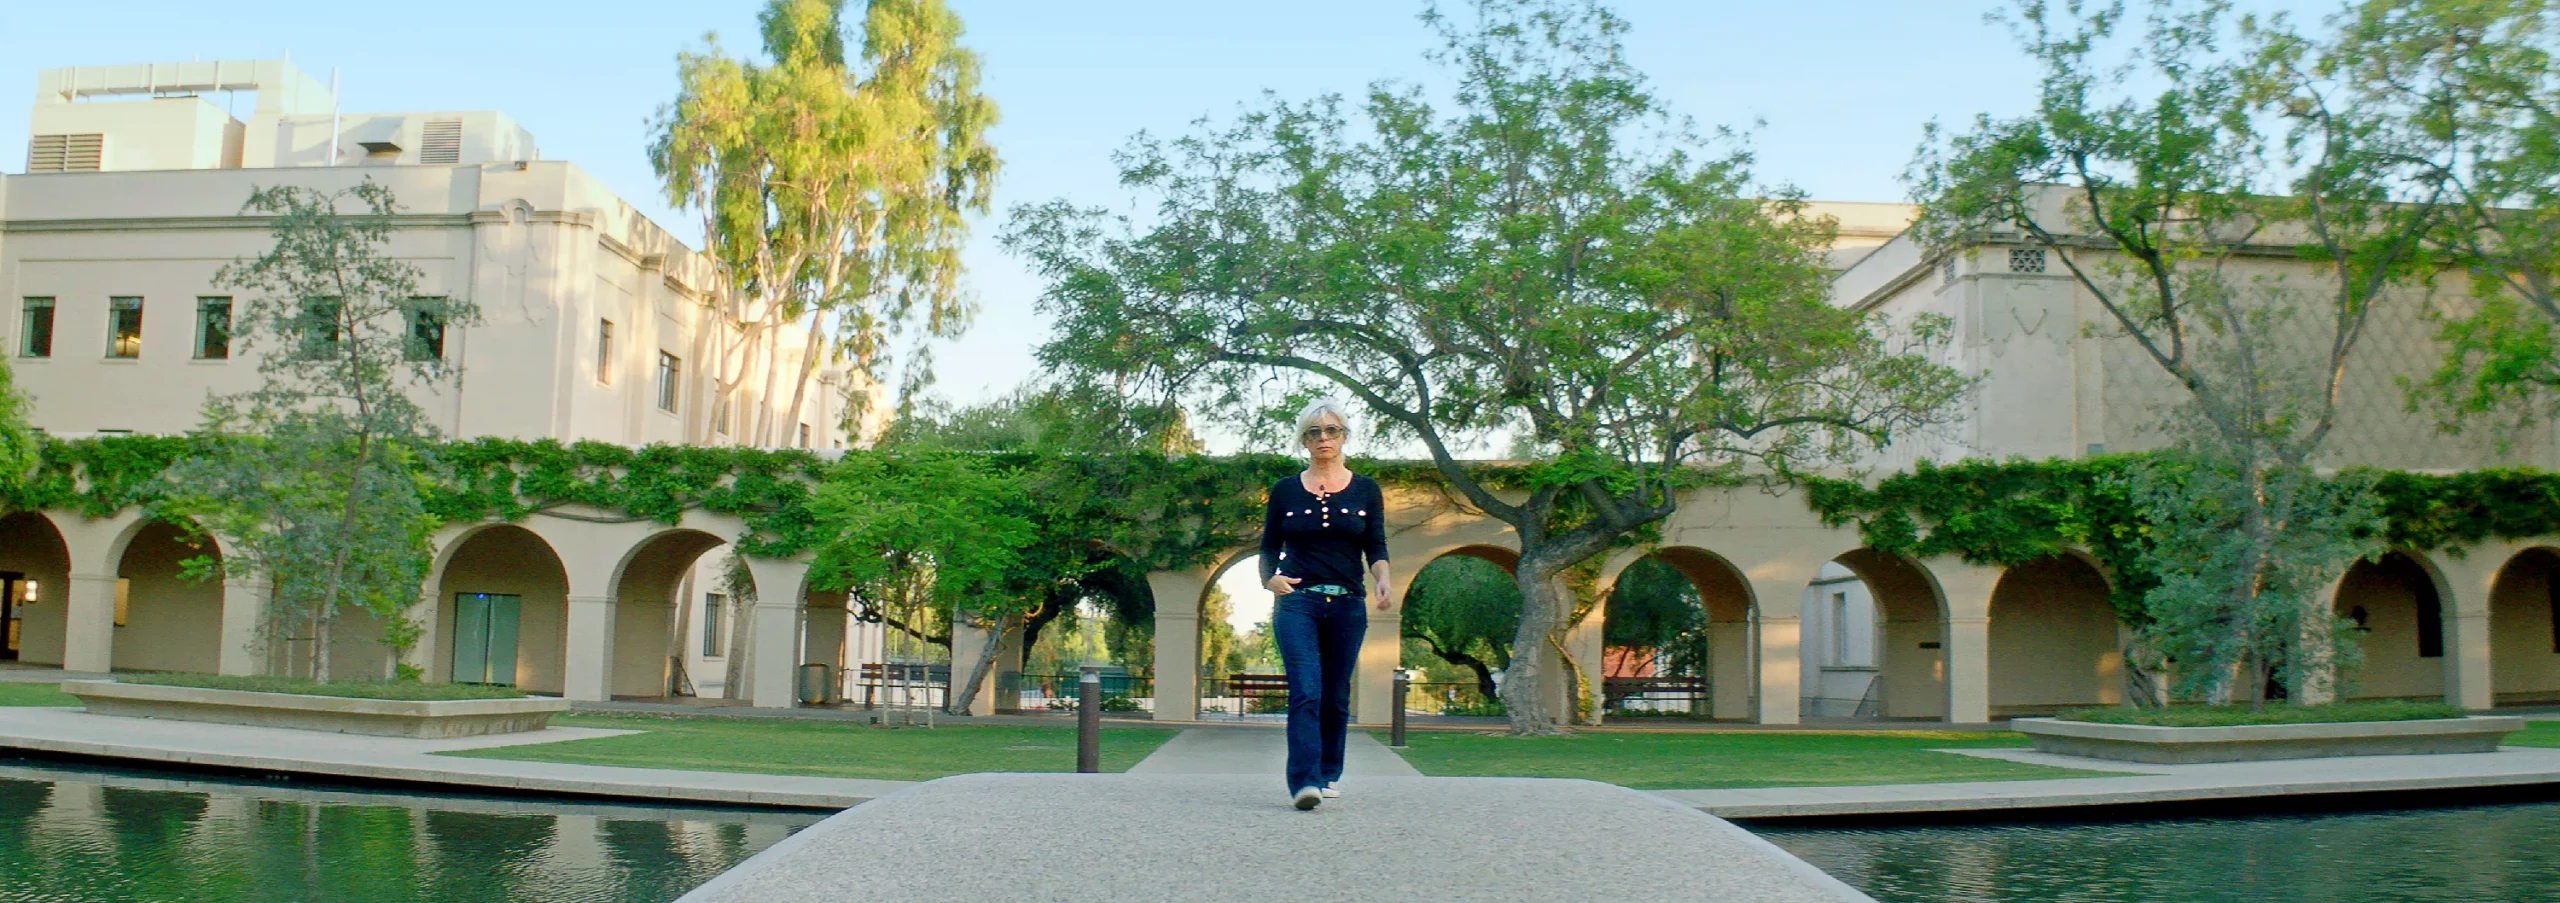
left=419, top=118, right=462, bottom=165
left=27, top=133, right=104, bottom=172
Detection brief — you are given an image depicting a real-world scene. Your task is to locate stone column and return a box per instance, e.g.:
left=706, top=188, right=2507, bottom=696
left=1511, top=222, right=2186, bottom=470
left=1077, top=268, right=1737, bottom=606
left=563, top=595, right=617, bottom=702
left=1147, top=568, right=1208, bottom=723
left=1709, top=618, right=1754, bottom=719
left=62, top=573, right=119, bottom=674
left=1749, top=612, right=1802, bottom=724
left=1356, top=601, right=1404, bottom=726
left=2436, top=545, right=2508, bottom=711
left=217, top=576, right=269, bottom=677
left=1926, top=557, right=2001, bottom=725
left=949, top=612, right=1016, bottom=717
left=402, top=586, right=444, bottom=683
left=742, top=558, right=809, bottom=709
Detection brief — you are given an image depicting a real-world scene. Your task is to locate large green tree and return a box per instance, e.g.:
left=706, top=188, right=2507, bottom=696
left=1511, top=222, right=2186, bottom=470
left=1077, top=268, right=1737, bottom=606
left=652, top=0, right=998, bottom=442
left=1009, top=0, right=1966, bottom=732
left=1911, top=0, right=2430, bottom=701
left=160, top=182, right=479, bottom=680
left=1401, top=554, right=1521, bottom=700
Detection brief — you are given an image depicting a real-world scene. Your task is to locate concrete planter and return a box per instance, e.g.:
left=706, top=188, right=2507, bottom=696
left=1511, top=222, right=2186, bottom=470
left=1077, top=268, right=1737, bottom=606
left=60, top=680, right=569, bottom=739
left=2012, top=715, right=2527, bottom=764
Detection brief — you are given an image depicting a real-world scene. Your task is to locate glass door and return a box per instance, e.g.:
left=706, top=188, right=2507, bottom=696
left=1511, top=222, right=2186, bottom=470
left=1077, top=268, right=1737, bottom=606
left=451, top=592, right=522, bottom=685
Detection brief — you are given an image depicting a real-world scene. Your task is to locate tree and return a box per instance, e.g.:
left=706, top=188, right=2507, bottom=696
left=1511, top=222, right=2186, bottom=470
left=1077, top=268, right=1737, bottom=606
left=1603, top=557, right=1708, bottom=678
left=1008, top=0, right=1966, bottom=733
left=652, top=0, right=999, bottom=444
left=1910, top=0, right=2438, bottom=701
left=2317, top=1, right=2560, bottom=430
left=1401, top=554, right=1521, bottom=700
left=160, top=182, right=478, bottom=680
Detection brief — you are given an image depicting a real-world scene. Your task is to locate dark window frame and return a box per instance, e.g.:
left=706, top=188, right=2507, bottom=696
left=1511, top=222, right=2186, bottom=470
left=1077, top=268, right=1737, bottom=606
left=194, top=296, right=232, bottom=360
left=20, top=297, right=55, bottom=358
left=702, top=593, right=726, bottom=658
left=106, top=296, right=143, bottom=359
left=656, top=351, right=681, bottom=413
left=597, top=319, right=616, bottom=385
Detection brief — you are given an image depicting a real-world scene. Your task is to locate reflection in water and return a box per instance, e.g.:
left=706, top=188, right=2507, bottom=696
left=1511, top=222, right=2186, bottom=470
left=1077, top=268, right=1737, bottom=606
left=1756, top=801, right=2560, bottom=903
left=0, top=761, right=822, bottom=903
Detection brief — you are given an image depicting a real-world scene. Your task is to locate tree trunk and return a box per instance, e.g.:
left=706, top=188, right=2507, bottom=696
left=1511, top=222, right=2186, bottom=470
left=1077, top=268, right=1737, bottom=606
left=750, top=314, right=790, bottom=446
left=1498, top=559, right=1573, bottom=734
left=945, top=618, right=1007, bottom=716
left=774, top=313, right=828, bottom=447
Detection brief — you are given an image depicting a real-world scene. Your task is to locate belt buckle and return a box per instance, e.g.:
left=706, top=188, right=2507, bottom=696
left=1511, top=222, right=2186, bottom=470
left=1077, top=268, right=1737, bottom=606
left=1306, top=584, right=1352, bottom=597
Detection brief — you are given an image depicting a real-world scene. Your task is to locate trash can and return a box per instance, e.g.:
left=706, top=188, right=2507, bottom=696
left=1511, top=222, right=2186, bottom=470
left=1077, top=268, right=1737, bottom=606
left=797, top=662, right=832, bottom=705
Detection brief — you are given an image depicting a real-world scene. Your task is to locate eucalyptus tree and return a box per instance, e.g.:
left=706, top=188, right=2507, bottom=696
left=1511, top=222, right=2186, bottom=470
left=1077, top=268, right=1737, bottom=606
left=652, top=0, right=998, bottom=445
left=160, top=182, right=480, bottom=680
left=1910, top=0, right=2434, bottom=702
left=1008, top=0, right=1967, bottom=732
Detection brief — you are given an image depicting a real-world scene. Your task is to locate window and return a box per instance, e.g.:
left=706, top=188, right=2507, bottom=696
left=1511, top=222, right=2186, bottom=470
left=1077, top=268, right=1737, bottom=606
left=2009, top=247, right=2048, bottom=273
left=20, top=298, right=54, bottom=358
left=106, top=297, right=143, bottom=358
left=2417, top=578, right=2445, bottom=659
left=712, top=384, right=732, bottom=436
left=656, top=352, right=681, bottom=412
left=1939, top=255, right=1958, bottom=285
left=596, top=320, right=615, bottom=384
left=26, top=134, right=104, bottom=172
left=297, top=297, right=343, bottom=359
left=195, top=297, right=231, bottom=359
left=404, top=299, right=446, bottom=361
left=798, top=423, right=811, bottom=448
left=702, top=593, right=726, bottom=657
left=1830, top=592, right=1851, bottom=665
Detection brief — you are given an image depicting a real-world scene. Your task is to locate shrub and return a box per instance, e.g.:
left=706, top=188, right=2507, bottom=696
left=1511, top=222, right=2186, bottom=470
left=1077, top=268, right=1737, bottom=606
left=2058, top=699, right=2467, bottom=727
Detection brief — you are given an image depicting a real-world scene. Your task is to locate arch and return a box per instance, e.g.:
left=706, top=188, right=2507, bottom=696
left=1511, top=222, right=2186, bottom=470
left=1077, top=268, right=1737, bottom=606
left=107, top=517, right=225, bottom=674
left=1601, top=545, right=1757, bottom=719
left=1829, top=548, right=1948, bottom=720
left=1986, top=553, right=2123, bottom=716
left=430, top=524, right=571, bottom=693
left=2486, top=547, right=2560, bottom=705
left=2337, top=550, right=2449, bottom=701
left=607, top=528, right=728, bottom=699
left=0, top=512, right=73, bottom=665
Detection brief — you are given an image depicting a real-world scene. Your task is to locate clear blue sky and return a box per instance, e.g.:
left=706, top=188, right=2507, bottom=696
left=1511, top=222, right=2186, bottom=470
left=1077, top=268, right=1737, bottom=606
left=0, top=0, right=2335, bottom=414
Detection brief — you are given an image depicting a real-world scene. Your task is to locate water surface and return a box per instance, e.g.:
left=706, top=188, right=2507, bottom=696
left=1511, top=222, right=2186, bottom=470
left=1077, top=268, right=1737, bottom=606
left=0, top=759, right=822, bottom=903
left=1756, top=801, right=2560, bottom=903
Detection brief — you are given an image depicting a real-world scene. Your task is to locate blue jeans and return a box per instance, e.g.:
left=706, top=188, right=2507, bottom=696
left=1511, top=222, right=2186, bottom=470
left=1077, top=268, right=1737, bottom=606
left=1273, top=588, right=1366, bottom=793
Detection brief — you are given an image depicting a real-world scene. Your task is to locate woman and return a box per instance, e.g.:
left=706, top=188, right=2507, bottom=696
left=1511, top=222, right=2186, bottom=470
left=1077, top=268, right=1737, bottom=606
left=1260, top=398, right=1392, bottom=810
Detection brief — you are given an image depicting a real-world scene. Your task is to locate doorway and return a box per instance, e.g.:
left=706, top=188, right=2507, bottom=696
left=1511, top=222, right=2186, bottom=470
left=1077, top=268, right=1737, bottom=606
left=0, top=571, right=22, bottom=661
left=452, top=592, right=522, bottom=685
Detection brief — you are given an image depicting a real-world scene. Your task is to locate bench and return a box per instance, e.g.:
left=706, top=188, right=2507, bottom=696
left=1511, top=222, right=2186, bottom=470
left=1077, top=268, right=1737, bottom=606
left=856, top=662, right=951, bottom=709
left=1220, top=673, right=1291, bottom=718
left=1603, top=676, right=1711, bottom=710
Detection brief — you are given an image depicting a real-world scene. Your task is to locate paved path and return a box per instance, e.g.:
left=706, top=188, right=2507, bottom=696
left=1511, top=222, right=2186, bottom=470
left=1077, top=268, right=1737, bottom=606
left=1128, top=725, right=1422, bottom=778
left=679, top=773, right=1872, bottom=903
left=0, top=706, right=907, bottom=809
left=1664, top=745, right=2560, bottom=818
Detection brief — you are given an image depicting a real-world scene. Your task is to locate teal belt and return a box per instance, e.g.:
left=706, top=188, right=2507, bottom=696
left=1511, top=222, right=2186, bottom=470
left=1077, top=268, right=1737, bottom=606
left=1303, top=584, right=1354, bottom=596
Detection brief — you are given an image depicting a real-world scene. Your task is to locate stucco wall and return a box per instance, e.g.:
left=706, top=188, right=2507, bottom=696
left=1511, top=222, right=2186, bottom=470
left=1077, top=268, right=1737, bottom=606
left=2490, top=550, right=2560, bottom=703
left=433, top=526, right=568, bottom=694
left=2340, top=553, right=2448, bottom=700
left=0, top=513, right=71, bottom=665
left=108, top=520, right=221, bottom=673
left=1987, top=555, right=2122, bottom=713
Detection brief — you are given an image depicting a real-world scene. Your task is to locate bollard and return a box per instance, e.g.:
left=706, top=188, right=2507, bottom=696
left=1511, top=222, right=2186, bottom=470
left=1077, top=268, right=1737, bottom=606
left=1390, top=669, right=1410, bottom=749
left=1076, top=667, right=1102, bottom=773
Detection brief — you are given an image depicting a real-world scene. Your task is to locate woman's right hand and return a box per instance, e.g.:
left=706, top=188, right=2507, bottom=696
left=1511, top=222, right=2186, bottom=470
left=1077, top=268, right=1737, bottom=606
left=1266, top=574, right=1302, bottom=596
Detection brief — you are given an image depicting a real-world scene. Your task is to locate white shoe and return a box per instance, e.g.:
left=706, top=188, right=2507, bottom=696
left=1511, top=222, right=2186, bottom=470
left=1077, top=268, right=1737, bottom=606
left=1292, top=787, right=1322, bottom=810
left=1321, top=784, right=1341, bottom=798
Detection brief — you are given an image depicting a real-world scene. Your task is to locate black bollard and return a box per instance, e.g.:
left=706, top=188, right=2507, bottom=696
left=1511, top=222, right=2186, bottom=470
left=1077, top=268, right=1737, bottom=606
left=1076, top=667, right=1101, bottom=773
left=1390, top=669, right=1410, bottom=749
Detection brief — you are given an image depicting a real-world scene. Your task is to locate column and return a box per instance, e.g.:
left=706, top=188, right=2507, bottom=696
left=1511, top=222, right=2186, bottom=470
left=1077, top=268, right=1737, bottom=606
left=1709, top=618, right=1754, bottom=719
left=1148, top=568, right=1207, bottom=722
left=61, top=573, right=118, bottom=674
left=949, top=612, right=1006, bottom=716
left=1750, top=611, right=1802, bottom=724
left=2437, top=546, right=2506, bottom=711
left=217, top=576, right=269, bottom=677
left=742, top=558, right=808, bottom=709
left=1943, top=617, right=1991, bottom=724
left=1355, top=602, right=1404, bottom=726
left=991, top=618, right=1024, bottom=714
left=402, top=586, right=444, bottom=682
left=801, top=600, right=848, bottom=704
left=563, top=595, right=616, bottom=702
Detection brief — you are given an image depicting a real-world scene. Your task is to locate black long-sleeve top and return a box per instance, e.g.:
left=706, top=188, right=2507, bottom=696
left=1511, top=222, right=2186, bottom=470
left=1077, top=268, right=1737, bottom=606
left=1259, top=473, right=1390, bottom=593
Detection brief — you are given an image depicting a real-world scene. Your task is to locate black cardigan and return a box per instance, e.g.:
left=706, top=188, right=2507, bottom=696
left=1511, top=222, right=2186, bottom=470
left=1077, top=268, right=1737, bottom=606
left=1258, top=473, right=1390, bottom=592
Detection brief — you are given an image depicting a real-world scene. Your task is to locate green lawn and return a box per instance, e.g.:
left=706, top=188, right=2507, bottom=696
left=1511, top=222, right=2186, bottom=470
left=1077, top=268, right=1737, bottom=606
left=2507, top=720, right=2560, bottom=747
left=120, top=673, right=527, bottom=701
left=441, top=713, right=1180, bottom=781
left=0, top=682, right=78, bottom=707
left=1381, top=729, right=2130, bottom=789
left=2062, top=700, right=2468, bottom=727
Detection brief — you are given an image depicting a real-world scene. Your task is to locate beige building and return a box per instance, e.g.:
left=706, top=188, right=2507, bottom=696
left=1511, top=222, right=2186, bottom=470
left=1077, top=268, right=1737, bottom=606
left=1, top=60, right=883, bottom=700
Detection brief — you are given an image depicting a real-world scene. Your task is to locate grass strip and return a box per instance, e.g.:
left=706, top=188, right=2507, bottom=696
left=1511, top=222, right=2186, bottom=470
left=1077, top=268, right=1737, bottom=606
left=117, top=673, right=529, bottom=701
left=2058, top=700, right=2469, bottom=728
left=2503, top=721, right=2560, bottom=747
left=0, top=682, right=79, bottom=707
left=441, top=713, right=1179, bottom=781
left=1381, top=729, right=2127, bottom=789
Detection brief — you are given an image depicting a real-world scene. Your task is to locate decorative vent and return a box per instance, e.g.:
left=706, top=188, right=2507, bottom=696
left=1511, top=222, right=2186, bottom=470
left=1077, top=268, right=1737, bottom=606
left=27, top=133, right=104, bottom=172
left=2009, top=247, right=2048, bottom=274
left=1940, top=255, right=1958, bottom=285
left=418, top=118, right=463, bottom=164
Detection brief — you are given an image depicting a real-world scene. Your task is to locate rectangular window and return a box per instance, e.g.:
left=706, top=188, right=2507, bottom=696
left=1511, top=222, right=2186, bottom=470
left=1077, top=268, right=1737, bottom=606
left=2417, top=582, right=2445, bottom=659
left=712, top=383, right=732, bottom=435
left=298, top=297, right=343, bottom=359
left=798, top=423, right=811, bottom=448
left=1830, top=592, right=1850, bottom=665
left=656, top=351, right=680, bottom=412
left=702, top=593, right=726, bottom=658
left=404, top=299, right=446, bottom=361
left=106, top=296, right=143, bottom=358
left=20, top=298, right=54, bottom=358
left=195, top=297, right=232, bottom=359
left=596, top=320, right=615, bottom=384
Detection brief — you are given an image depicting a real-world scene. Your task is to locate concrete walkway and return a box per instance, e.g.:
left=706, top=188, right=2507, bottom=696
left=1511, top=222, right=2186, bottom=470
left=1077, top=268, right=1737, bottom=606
left=0, top=706, right=908, bottom=809
left=1664, top=745, right=2560, bottom=818
left=1128, top=725, right=1422, bottom=778
left=679, top=773, right=1873, bottom=903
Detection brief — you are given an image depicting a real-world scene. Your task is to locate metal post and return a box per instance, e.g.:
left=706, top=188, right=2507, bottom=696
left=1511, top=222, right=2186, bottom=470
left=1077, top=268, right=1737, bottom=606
left=1390, top=669, right=1410, bottom=749
left=1077, top=666, right=1102, bottom=773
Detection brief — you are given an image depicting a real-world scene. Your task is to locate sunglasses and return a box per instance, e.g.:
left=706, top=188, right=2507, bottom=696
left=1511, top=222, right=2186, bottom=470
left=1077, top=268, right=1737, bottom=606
left=1300, top=424, right=1347, bottom=442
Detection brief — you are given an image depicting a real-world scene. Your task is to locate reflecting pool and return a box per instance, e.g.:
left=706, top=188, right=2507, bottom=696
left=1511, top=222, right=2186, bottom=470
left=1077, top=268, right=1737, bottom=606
left=1755, top=801, right=2560, bottom=903
left=0, top=759, right=824, bottom=903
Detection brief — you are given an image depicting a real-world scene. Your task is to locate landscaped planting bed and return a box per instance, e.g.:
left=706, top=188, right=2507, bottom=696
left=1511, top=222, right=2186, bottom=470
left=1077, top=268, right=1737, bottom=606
left=63, top=678, right=565, bottom=739
left=2016, top=702, right=2525, bottom=764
